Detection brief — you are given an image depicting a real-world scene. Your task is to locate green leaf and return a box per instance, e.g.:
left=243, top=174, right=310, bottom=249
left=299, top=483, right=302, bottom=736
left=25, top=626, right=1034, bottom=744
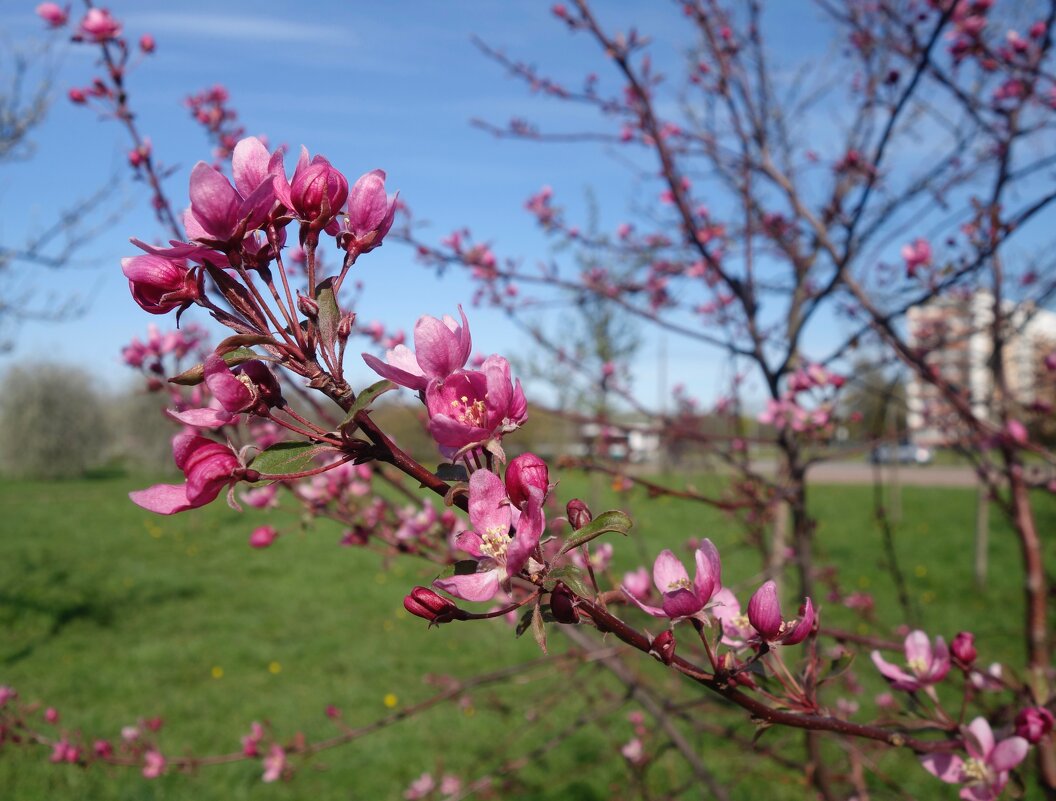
left=515, top=607, right=534, bottom=638
left=544, top=565, right=592, bottom=598
left=315, top=277, right=341, bottom=350
left=249, top=441, right=337, bottom=477
left=169, top=348, right=259, bottom=386
left=558, top=510, right=633, bottom=556
left=338, top=380, right=397, bottom=432
left=216, top=333, right=276, bottom=352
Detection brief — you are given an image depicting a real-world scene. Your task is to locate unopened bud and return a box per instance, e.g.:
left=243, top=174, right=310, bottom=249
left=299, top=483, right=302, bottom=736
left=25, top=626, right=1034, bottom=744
left=549, top=582, right=578, bottom=624
left=951, top=631, right=977, bottom=667
left=337, top=312, right=356, bottom=342
left=297, top=293, right=319, bottom=318
left=404, top=586, right=463, bottom=624
left=650, top=629, right=676, bottom=665
left=68, top=88, right=87, bottom=104
left=1015, top=707, right=1055, bottom=744
left=566, top=498, right=593, bottom=531
left=506, top=453, right=549, bottom=508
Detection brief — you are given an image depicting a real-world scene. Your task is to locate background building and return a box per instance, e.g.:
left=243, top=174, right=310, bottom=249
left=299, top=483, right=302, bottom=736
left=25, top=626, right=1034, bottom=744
left=906, top=291, right=1056, bottom=445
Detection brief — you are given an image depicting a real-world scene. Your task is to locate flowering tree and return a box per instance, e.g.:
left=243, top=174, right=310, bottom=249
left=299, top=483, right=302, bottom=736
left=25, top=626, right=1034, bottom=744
left=3, top=2, right=1056, bottom=799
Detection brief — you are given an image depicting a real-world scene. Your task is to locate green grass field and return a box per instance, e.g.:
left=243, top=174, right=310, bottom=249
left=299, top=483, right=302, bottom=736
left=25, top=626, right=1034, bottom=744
left=1, top=470, right=1052, bottom=799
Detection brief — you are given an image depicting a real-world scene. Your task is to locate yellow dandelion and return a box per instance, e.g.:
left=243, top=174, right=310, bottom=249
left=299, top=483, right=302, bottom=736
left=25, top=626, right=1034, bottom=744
left=914, top=565, right=927, bottom=578
left=211, top=666, right=224, bottom=679
left=268, top=661, right=282, bottom=675
left=383, top=693, right=398, bottom=708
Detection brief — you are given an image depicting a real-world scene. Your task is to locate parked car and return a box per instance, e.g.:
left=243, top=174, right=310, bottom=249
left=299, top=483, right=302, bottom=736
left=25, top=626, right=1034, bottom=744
left=869, top=443, right=934, bottom=465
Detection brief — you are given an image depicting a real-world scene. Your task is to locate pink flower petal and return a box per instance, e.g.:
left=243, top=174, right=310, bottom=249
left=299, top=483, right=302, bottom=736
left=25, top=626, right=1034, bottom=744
left=129, top=484, right=192, bottom=515
left=433, top=569, right=501, bottom=602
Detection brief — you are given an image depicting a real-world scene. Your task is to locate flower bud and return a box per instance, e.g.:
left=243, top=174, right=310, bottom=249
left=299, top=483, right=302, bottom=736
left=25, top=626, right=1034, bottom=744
left=747, top=580, right=782, bottom=640
left=505, top=453, right=549, bottom=508
left=549, top=582, right=578, bottom=624
left=121, top=255, right=199, bottom=315
left=139, top=33, right=156, bottom=53
left=337, top=312, right=356, bottom=342
left=36, top=3, right=68, bottom=27
left=343, top=169, right=398, bottom=253
left=78, top=7, right=122, bottom=41
left=68, top=88, right=87, bottom=104
left=650, top=629, right=676, bottom=665
left=404, top=587, right=463, bottom=624
left=249, top=525, right=279, bottom=549
left=1015, top=707, right=1055, bottom=744
left=951, top=631, right=977, bottom=667
left=44, top=707, right=59, bottom=724
left=566, top=498, right=592, bottom=531
left=290, top=157, right=348, bottom=227
left=297, top=293, right=319, bottom=318
left=93, top=739, right=114, bottom=758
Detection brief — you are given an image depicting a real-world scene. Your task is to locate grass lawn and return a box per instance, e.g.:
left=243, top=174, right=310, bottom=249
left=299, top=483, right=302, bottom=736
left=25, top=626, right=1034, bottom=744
left=0, top=469, right=1052, bottom=799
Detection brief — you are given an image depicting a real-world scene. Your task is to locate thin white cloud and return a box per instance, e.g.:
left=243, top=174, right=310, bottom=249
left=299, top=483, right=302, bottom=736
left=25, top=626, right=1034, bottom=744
left=124, top=11, right=354, bottom=47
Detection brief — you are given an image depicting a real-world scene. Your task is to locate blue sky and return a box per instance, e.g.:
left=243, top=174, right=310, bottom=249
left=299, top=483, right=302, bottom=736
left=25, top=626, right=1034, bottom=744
left=0, top=1, right=846, bottom=409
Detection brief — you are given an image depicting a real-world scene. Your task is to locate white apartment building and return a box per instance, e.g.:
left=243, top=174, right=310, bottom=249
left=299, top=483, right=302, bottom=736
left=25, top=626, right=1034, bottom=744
left=906, top=291, right=1056, bottom=445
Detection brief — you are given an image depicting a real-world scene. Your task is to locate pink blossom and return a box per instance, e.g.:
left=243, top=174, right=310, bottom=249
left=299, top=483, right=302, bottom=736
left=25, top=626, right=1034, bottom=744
left=78, top=7, right=120, bottom=41
left=901, top=239, right=932, bottom=277
left=273, top=146, right=348, bottom=230
left=341, top=169, right=398, bottom=253
left=405, top=772, right=436, bottom=800
left=241, top=722, right=264, bottom=757
left=711, top=587, right=754, bottom=647
left=184, top=137, right=280, bottom=243
left=121, top=254, right=199, bottom=315
left=44, top=706, right=59, bottom=724
left=129, top=433, right=241, bottom=515
left=920, top=717, right=1028, bottom=801
left=142, top=749, right=166, bottom=779
left=249, top=525, right=279, bottom=549
left=242, top=484, right=279, bottom=509
left=363, top=307, right=471, bottom=392
left=746, top=581, right=816, bottom=645
left=425, top=356, right=527, bottom=457
left=36, top=3, right=68, bottom=27
left=621, top=567, right=651, bottom=601
left=439, top=774, right=463, bottom=796
left=872, top=630, right=950, bottom=692
left=622, top=541, right=721, bottom=621
left=621, top=737, right=645, bottom=764
left=433, top=469, right=545, bottom=602
left=139, top=34, right=155, bottom=53
left=50, top=739, right=79, bottom=763
left=0, top=686, right=16, bottom=706
left=262, top=744, right=286, bottom=782
left=1004, top=419, right=1029, bottom=446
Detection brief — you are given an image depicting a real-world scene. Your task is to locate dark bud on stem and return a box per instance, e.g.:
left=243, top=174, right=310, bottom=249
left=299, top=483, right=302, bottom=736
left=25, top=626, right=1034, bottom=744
left=403, top=587, right=465, bottom=625
left=566, top=498, right=593, bottom=531
left=650, top=629, right=676, bottom=665
left=951, top=631, right=977, bottom=668
left=337, top=312, right=356, bottom=342
left=549, top=582, right=578, bottom=624
left=297, top=293, right=319, bottom=319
